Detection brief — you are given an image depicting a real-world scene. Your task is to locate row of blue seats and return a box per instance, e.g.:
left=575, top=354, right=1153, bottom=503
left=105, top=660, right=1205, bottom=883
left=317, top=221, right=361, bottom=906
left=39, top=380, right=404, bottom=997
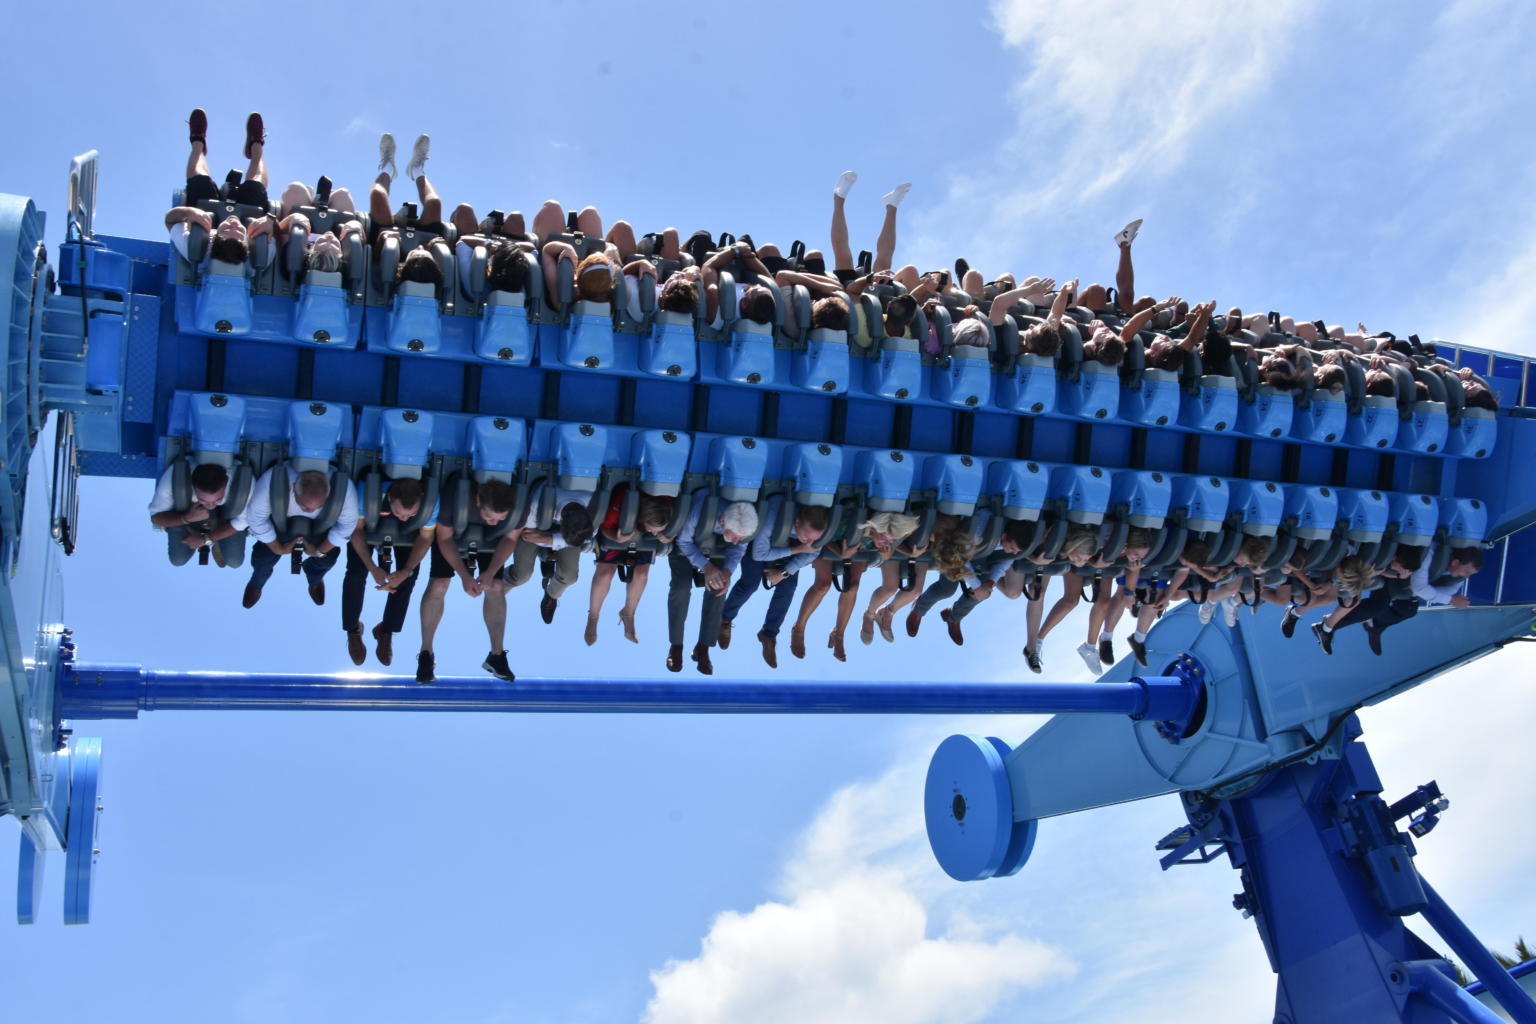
left=167, top=232, right=1498, bottom=460
left=162, top=391, right=1488, bottom=572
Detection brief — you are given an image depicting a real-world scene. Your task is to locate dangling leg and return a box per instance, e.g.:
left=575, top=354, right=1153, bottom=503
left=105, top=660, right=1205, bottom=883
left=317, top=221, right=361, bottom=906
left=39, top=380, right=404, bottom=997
left=606, top=219, right=638, bottom=257
left=532, top=200, right=565, bottom=241
left=586, top=560, right=616, bottom=646
left=619, top=562, right=649, bottom=643
left=576, top=206, right=603, bottom=239
left=414, top=173, right=443, bottom=229
left=450, top=203, right=479, bottom=237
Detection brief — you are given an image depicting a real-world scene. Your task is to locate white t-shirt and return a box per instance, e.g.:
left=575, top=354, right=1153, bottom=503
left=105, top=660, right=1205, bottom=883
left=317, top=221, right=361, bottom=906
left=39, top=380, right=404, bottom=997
left=243, top=468, right=359, bottom=548
left=146, top=464, right=246, bottom=530
left=522, top=483, right=591, bottom=550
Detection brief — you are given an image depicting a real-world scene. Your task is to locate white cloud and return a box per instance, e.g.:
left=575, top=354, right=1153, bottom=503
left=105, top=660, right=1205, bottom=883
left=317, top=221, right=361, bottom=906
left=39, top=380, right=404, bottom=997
left=907, top=0, right=1321, bottom=271
left=644, top=762, right=1076, bottom=1024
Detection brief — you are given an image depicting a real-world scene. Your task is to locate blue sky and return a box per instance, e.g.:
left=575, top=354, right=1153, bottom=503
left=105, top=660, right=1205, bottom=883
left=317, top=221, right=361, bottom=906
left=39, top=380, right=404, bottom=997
left=4, top=2, right=1536, bottom=1022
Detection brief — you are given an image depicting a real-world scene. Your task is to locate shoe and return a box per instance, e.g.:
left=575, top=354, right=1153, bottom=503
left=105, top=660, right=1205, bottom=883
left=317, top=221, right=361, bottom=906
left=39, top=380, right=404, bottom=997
left=242, top=112, right=265, bottom=159
left=1098, top=637, right=1114, bottom=665
left=482, top=650, right=515, bottom=682
left=377, top=132, right=397, bottom=179
left=876, top=607, right=895, bottom=642
left=372, top=623, right=394, bottom=667
left=1197, top=600, right=1215, bottom=625
left=1076, top=642, right=1102, bottom=674
left=405, top=133, right=431, bottom=180
left=1311, top=621, right=1334, bottom=656
left=882, top=182, right=912, bottom=208
left=1280, top=605, right=1300, bottom=639
left=1114, top=219, right=1142, bottom=248
left=1222, top=597, right=1239, bottom=628
left=691, top=643, right=713, bottom=675
left=1023, top=639, right=1044, bottom=674
left=833, top=170, right=857, bottom=198
left=954, top=257, right=970, bottom=281
left=415, top=650, right=435, bottom=684
left=618, top=609, right=637, bottom=643
left=666, top=643, right=683, bottom=673
left=346, top=624, right=366, bottom=666
left=241, top=583, right=262, bottom=609
left=540, top=594, right=557, bottom=625
left=718, top=618, right=733, bottom=650
left=758, top=631, right=778, bottom=669
left=308, top=582, right=325, bottom=606
left=584, top=613, right=598, bottom=647
left=828, top=630, right=847, bottom=662
left=187, top=108, right=208, bottom=151
left=1127, top=633, right=1149, bottom=667
left=790, top=627, right=806, bottom=660
left=905, top=611, right=922, bottom=638
left=940, top=608, right=964, bottom=646
left=1364, top=620, right=1383, bottom=657
left=860, top=614, right=875, bottom=646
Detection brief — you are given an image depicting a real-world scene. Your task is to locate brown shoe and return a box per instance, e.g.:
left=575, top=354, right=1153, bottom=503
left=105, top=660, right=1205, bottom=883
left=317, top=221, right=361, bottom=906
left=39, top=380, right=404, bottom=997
left=243, top=111, right=265, bottom=159
left=905, top=611, right=922, bottom=637
left=308, top=582, right=325, bottom=606
left=941, top=608, right=964, bottom=646
left=718, top=618, right=733, bottom=650
left=242, top=583, right=262, bottom=609
left=828, top=630, right=847, bottom=663
left=540, top=594, right=558, bottom=624
left=790, top=627, right=806, bottom=660
left=666, top=643, right=683, bottom=673
left=372, top=623, right=394, bottom=667
left=691, top=642, right=714, bottom=675
left=346, top=624, right=366, bottom=666
left=758, top=631, right=778, bottom=669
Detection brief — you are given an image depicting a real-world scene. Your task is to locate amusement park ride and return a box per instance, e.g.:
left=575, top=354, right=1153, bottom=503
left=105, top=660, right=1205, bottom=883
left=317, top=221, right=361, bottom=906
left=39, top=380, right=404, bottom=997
left=4, top=151, right=1536, bottom=1023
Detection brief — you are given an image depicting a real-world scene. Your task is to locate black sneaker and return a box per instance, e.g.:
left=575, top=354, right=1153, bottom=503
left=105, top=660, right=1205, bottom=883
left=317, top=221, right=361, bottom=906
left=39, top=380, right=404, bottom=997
left=415, top=650, right=435, bottom=684
left=540, top=594, right=558, bottom=625
left=482, top=650, right=515, bottom=682
left=1364, top=620, right=1383, bottom=657
left=1127, top=633, right=1148, bottom=667
left=1023, top=643, right=1043, bottom=674
left=1311, top=621, right=1334, bottom=656
left=1098, top=637, right=1114, bottom=665
left=1280, top=605, right=1299, bottom=639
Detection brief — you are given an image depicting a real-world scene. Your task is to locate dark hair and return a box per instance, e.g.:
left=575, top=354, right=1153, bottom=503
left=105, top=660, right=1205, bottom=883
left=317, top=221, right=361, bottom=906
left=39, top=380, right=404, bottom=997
left=1088, top=334, right=1125, bottom=367
left=741, top=288, right=776, bottom=325
left=658, top=277, right=699, bottom=314
left=1020, top=321, right=1063, bottom=357
left=1365, top=369, right=1396, bottom=397
left=389, top=477, right=425, bottom=510
left=885, top=294, right=917, bottom=334
left=486, top=245, right=528, bottom=293
left=1182, top=538, right=1212, bottom=565
left=397, top=248, right=443, bottom=287
left=295, top=470, right=330, bottom=505
left=1314, top=364, right=1346, bottom=392
left=209, top=236, right=250, bottom=265
left=1002, top=518, right=1035, bottom=548
left=1125, top=526, right=1153, bottom=550
left=1464, top=380, right=1499, bottom=411
left=638, top=494, right=675, bottom=530
left=476, top=479, right=516, bottom=514
left=797, top=505, right=831, bottom=532
left=559, top=502, right=595, bottom=547
left=190, top=463, right=229, bottom=494
left=1393, top=545, right=1424, bottom=572
left=811, top=296, right=848, bottom=331
left=1260, top=357, right=1296, bottom=390
left=1449, top=546, right=1484, bottom=571
left=1147, top=338, right=1187, bottom=372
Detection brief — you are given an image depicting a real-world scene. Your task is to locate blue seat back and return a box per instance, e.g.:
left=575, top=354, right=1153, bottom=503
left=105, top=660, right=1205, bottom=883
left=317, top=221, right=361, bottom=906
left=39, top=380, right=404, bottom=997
left=783, top=442, right=843, bottom=505
left=1345, top=394, right=1400, bottom=450
left=1279, top=484, right=1338, bottom=541
left=1438, top=497, right=1487, bottom=546
left=707, top=435, right=769, bottom=501
left=1388, top=493, right=1440, bottom=547
left=920, top=454, right=985, bottom=514
left=1337, top=488, right=1388, bottom=543
left=475, top=291, right=535, bottom=365
left=630, top=429, right=691, bottom=498
left=1171, top=475, right=1230, bottom=534
left=1059, top=360, right=1120, bottom=421
left=1048, top=465, right=1111, bottom=524
left=1237, top=387, right=1294, bottom=440
left=1109, top=470, right=1172, bottom=527
left=292, top=274, right=351, bottom=346
left=640, top=312, right=698, bottom=380
left=1294, top=389, right=1347, bottom=444
left=386, top=281, right=443, bottom=354
left=192, top=264, right=254, bottom=337
left=1446, top=406, right=1496, bottom=459
left=853, top=449, right=917, bottom=512
left=985, top=460, right=1049, bottom=520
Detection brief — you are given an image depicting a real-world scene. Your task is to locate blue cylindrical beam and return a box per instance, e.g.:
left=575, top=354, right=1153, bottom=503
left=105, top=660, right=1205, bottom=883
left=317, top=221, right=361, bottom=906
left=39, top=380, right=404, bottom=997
left=58, top=663, right=1190, bottom=720
left=1419, top=878, right=1536, bottom=1024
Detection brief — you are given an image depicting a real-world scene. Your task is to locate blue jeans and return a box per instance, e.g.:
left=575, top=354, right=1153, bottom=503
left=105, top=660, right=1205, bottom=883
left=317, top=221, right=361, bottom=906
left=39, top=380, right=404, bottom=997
left=249, top=541, right=341, bottom=592
left=721, top=551, right=800, bottom=639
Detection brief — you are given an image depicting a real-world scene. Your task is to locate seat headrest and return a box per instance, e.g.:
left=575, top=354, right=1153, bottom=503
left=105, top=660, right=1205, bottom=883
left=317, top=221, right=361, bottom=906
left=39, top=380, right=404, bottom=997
left=207, top=259, right=247, bottom=278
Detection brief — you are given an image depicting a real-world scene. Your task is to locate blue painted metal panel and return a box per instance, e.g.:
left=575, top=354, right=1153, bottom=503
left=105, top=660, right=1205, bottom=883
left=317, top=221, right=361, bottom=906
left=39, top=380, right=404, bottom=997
left=62, top=737, right=102, bottom=925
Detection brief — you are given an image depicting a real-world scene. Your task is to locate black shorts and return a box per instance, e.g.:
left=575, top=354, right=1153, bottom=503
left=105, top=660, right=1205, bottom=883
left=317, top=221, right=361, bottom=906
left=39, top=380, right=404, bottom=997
left=429, top=544, right=494, bottom=580
left=835, top=267, right=859, bottom=287
left=185, top=173, right=271, bottom=212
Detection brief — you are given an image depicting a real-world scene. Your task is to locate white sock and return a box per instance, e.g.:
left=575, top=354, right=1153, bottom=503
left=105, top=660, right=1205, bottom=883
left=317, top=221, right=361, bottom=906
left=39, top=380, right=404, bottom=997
left=833, top=170, right=857, bottom=199
left=1132, top=631, right=1147, bottom=642
left=882, top=182, right=912, bottom=208
left=1099, top=631, right=1113, bottom=642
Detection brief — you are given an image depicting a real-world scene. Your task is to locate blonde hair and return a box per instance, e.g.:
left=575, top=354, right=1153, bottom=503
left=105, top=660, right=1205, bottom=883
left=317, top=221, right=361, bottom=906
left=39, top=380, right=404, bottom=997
left=1333, top=555, right=1374, bottom=599
left=932, top=526, right=979, bottom=581
left=1059, top=525, right=1097, bottom=561
left=859, top=511, right=919, bottom=544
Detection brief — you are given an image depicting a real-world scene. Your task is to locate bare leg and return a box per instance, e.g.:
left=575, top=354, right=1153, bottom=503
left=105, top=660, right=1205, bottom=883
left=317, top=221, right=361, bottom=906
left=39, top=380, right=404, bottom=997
left=244, top=139, right=268, bottom=188
left=757, top=242, right=782, bottom=261
left=532, top=200, right=565, bottom=240
left=419, top=578, right=449, bottom=652
left=482, top=577, right=508, bottom=654
left=415, top=174, right=443, bottom=227
left=1037, top=575, right=1085, bottom=640
left=369, top=173, right=393, bottom=227
left=794, top=559, right=836, bottom=632
left=606, top=220, right=638, bottom=257
left=834, top=564, right=866, bottom=639
left=659, top=227, right=681, bottom=260
left=893, top=264, right=922, bottom=291
left=280, top=182, right=312, bottom=217
left=830, top=195, right=853, bottom=271
left=1115, top=242, right=1134, bottom=314
left=588, top=562, right=617, bottom=623
left=865, top=562, right=901, bottom=617
left=888, top=565, right=929, bottom=614
left=1025, top=589, right=1045, bottom=651
left=541, top=240, right=577, bottom=303
left=1087, top=586, right=1113, bottom=644
left=620, top=563, right=650, bottom=642
left=962, top=269, right=985, bottom=300
left=576, top=206, right=603, bottom=238
left=186, top=139, right=210, bottom=182
left=450, top=203, right=478, bottom=237
left=873, top=204, right=897, bottom=273
left=503, top=211, right=526, bottom=236
left=329, top=187, right=356, bottom=214
left=1078, top=283, right=1109, bottom=312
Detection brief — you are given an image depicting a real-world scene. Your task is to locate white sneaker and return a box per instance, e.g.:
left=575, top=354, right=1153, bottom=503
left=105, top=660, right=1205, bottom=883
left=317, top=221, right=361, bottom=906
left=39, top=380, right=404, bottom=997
left=1197, top=600, right=1215, bottom=625
left=377, top=133, right=397, bottom=179
left=882, top=182, right=912, bottom=209
left=833, top=170, right=858, bottom=198
left=1023, top=638, right=1044, bottom=674
left=1222, top=596, right=1239, bottom=627
left=1076, top=642, right=1102, bottom=674
left=405, top=134, right=431, bottom=180
left=1114, top=218, right=1142, bottom=247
